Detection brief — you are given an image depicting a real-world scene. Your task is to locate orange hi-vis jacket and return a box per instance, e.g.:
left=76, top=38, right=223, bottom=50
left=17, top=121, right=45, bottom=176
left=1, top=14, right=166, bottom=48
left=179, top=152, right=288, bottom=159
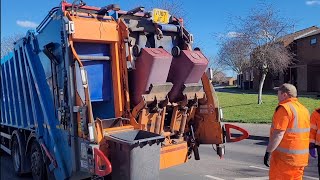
left=271, top=98, right=310, bottom=167
left=310, top=108, right=320, bottom=145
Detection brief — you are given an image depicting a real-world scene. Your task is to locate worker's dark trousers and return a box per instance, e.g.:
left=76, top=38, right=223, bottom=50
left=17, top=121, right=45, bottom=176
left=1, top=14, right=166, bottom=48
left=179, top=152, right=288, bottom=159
left=317, top=146, right=320, bottom=177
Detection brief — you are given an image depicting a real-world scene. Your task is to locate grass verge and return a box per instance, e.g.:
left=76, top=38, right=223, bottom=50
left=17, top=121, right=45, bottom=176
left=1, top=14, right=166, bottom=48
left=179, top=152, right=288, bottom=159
left=217, top=90, right=319, bottom=123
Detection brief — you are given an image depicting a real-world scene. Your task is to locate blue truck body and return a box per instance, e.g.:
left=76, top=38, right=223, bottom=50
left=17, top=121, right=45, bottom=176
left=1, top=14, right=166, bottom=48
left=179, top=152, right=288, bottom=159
left=0, top=6, right=103, bottom=179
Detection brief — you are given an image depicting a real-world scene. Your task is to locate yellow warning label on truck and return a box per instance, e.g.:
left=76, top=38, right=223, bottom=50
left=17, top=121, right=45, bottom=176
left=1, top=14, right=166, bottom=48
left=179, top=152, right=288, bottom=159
left=152, top=8, right=169, bottom=24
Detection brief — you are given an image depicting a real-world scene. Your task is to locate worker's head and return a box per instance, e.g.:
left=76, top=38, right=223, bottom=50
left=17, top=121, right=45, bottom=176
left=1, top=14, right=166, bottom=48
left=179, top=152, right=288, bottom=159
left=276, top=83, right=297, bottom=102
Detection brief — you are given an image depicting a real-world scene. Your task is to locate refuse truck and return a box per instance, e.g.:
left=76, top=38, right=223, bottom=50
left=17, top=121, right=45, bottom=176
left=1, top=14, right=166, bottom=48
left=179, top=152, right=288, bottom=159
left=0, top=1, right=249, bottom=179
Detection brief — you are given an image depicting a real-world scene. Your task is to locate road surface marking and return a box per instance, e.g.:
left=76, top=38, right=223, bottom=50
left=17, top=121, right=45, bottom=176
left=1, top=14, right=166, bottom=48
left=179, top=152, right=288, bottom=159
left=205, top=175, right=225, bottom=180
left=235, top=177, right=269, bottom=180
left=249, top=166, right=269, bottom=171
left=249, top=166, right=318, bottom=180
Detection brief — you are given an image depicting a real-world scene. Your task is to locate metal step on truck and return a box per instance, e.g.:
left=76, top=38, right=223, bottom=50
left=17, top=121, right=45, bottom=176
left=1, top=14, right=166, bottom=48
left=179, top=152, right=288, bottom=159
left=0, top=1, right=249, bottom=179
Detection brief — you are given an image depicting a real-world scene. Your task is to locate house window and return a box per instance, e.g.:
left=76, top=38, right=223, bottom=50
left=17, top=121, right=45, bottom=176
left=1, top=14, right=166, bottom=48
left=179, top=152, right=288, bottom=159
left=310, top=38, right=317, bottom=45
left=245, top=72, right=250, bottom=81
left=250, top=70, right=254, bottom=81
left=274, top=72, right=280, bottom=80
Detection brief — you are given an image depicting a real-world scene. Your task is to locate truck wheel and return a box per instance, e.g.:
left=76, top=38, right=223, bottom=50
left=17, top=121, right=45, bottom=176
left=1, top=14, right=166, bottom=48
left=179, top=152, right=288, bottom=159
left=31, top=141, right=47, bottom=180
left=171, top=46, right=181, bottom=57
left=12, top=136, right=23, bottom=175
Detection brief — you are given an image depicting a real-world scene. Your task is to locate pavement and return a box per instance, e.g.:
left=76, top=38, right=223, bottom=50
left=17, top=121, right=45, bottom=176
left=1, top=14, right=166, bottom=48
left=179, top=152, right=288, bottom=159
left=1, top=123, right=318, bottom=180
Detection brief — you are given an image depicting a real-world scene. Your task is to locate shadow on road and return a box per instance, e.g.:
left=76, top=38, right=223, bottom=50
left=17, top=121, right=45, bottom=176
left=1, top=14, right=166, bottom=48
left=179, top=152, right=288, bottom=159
left=232, top=133, right=269, bottom=146
left=0, top=154, right=32, bottom=180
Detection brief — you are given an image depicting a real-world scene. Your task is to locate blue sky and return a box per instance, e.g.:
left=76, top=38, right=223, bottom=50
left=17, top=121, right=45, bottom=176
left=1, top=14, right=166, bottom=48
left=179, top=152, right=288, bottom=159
left=2, top=0, right=319, bottom=76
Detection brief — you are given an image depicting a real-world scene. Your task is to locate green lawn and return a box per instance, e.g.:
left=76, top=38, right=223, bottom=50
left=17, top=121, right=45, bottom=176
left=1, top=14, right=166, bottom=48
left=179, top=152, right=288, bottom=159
left=216, top=90, right=319, bottom=123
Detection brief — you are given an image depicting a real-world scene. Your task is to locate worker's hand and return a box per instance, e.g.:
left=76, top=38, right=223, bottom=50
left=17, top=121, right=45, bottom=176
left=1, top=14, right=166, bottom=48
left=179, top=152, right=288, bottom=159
left=309, top=143, right=317, bottom=158
left=309, top=143, right=316, bottom=149
left=264, top=152, right=270, bottom=167
left=309, top=148, right=317, bottom=158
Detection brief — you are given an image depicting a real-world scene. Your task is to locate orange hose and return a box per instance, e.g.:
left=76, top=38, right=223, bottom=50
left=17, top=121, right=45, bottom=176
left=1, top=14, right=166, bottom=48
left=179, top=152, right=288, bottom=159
left=68, top=37, right=83, bottom=67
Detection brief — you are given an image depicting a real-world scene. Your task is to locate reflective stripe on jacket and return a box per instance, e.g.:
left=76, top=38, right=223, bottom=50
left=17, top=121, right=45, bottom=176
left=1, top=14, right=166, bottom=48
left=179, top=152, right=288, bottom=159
left=272, top=99, right=310, bottom=167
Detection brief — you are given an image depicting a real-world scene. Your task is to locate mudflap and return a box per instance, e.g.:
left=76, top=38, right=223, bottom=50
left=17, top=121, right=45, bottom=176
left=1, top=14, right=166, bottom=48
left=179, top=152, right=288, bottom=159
left=191, top=74, right=249, bottom=159
left=195, top=74, right=249, bottom=145
left=193, top=74, right=225, bottom=145
left=194, top=120, right=224, bottom=144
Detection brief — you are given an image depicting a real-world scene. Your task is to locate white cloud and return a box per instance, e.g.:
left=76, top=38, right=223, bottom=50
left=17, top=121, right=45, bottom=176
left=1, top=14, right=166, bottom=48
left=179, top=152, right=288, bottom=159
left=226, top=31, right=242, bottom=38
left=16, top=20, right=38, bottom=28
left=306, top=1, right=320, bottom=5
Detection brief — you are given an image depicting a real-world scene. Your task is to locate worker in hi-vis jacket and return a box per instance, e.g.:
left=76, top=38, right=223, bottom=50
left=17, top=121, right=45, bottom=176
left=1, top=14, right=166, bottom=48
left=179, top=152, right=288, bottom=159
left=264, top=83, right=310, bottom=180
left=310, top=108, right=320, bottom=177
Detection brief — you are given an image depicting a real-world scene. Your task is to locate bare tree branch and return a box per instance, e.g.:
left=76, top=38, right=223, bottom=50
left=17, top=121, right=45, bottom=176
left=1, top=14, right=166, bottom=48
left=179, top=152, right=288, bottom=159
left=208, top=56, right=225, bottom=77
left=134, top=0, right=188, bottom=26
left=212, top=71, right=227, bottom=84
left=148, top=0, right=186, bottom=19
left=218, top=3, right=295, bottom=104
left=1, top=34, right=24, bottom=58
left=217, top=37, right=251, bottom=74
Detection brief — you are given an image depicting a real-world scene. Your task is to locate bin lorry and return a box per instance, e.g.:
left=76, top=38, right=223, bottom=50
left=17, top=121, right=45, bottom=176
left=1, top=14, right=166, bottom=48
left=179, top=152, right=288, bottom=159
left=0, top=1, right=249, bottom=179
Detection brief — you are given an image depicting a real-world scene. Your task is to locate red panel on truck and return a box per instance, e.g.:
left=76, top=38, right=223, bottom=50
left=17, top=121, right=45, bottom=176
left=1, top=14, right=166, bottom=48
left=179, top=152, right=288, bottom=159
left=129, top=48, right=173, bottom=106
left=167, top=50, right=209, bottom=102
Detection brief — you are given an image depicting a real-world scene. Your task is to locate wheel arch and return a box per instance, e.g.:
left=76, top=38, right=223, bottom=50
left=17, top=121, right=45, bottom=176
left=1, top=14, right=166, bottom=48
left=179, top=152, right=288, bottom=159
left=11, top=129, right=31, bottom=173
left=25, top=131, right=37, bottom=157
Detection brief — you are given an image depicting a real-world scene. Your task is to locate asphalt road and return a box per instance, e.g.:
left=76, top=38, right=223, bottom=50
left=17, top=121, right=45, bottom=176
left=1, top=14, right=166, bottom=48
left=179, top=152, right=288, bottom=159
left=1, top=123, right=318, bottom=180
left=160, top=123, right=318, bottom=180
left=0, top=153, right=32, bottom=180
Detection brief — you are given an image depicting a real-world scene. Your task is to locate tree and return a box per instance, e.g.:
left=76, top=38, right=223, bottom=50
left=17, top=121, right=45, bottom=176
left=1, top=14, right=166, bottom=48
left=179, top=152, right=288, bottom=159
left=221, top=4, right=294, bottom=104
left=251, top=43, right=293, bottom=104
left=212, top=71, right=227, bottom=84
left=1, top=34, right=24, bottom=58
left=217, top=37, right=251, bottom=74
left=149, top=0, right=186, bottom=19
left=134, top=0, right=188, bottom=26
left=208, top=56, right=226, bottom=78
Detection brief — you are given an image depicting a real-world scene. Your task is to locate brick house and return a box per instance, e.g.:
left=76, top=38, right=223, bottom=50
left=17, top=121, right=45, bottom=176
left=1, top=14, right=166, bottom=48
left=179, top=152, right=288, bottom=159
left=287, top=29, right=320, bottom=92
left=238, top=26, right=320, bottom=92
left=221, top=77, right=236, bottom=86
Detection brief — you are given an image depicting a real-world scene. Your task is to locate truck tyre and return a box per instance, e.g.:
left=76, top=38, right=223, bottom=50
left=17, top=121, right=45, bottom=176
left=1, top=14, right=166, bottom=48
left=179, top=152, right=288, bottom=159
left=12, top=136, right=23, bottom=175
left=31, top=141, right=47, bottom=180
